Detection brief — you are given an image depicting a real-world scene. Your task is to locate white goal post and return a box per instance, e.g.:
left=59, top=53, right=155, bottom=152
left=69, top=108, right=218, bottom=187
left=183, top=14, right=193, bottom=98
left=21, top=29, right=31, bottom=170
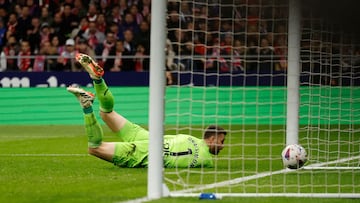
left=148, top=0, right=360, bottom=200
left=286, top=0, right=300, bottom=146
left=147, top=0, right=167, bottom=200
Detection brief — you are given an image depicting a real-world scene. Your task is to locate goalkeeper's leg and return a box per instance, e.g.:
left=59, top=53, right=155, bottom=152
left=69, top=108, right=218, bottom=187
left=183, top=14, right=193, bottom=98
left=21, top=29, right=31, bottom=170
left=67, top=85, right=103, bottom=148
left=93, top=78, right=127, bottom=134
left=76, top=53, right=127, bottom=131
left=88, top=141, right=148, bottom=167
left=67, top=85, right=116, bottom=162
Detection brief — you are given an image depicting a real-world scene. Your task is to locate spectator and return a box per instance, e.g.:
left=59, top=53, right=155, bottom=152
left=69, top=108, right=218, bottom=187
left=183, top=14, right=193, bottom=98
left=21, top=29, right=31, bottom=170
left=179, top=1, right=192, bottom=23
left=17, top=40, right=32, bottom=72
left=3, top=35, right=18, bottom=71
left=179, top=41, right=193, bottom=70
left=0, top=46, right=6, bottom=71
left=129, top=4, right=143, bottom=25
left=73, top=0, right=87, bottom=19
left=218, top=32, right=234, bottom=72
left=39, top=6, right=53, bottom=26
left=206, top=40, right=230, bottom=72
left=118, top=13, right=139, bottom=40
left=124, top=29, right=137, bottom=51
left=134, top=44, right=149, bottom=71
left=245, top=38, right=258, bottom=71
left=265, top=32, right=274, bottom=46
left=221, top=32, right=233, bottom=56
left=166, top=71, right=174, bottom=85
left=70, top=17, right=89, bottom=39
left=50, top=34, right=64, bottom=55
left=14, top=4, right=22, bottom=17
left=232, top=39, right=246, bottom=71
left=40, top=23, right=51, bottom=47
left=0, top=7, right=8, bottom=24
left=167, top=1, right=179, bottom=14
left=17, top=5, right=32, bottom=41
left=51, top=12, right=66, bottom=43
left=165, top=39, right=177, bottom=71
left=193, top=20, right=207, bottom=55
left=57, top=38, right=76, bottom=71
left=82, top=21, right=105, bottom=53
left=184, top=21, right=194, bottom=40
left=171, top=29, right=187, bottom=55
left=26, top=0, right=40, bottom=17
left=6, top=13, right=19, bottom=41
left=61, top=3, right=79, bottom=37
left=122, top=29, right=136, bottom=71
left=108, top=22, right=120, bottom=39
left=60, top=0, right=75, bottom=10
left=41, top=0, right=59, bottom=14
left=96, top=13, right=107, bottom=33
left=134, top=20, right=150, bottom=54
left=27, top=16, right=41, bottom=53
left=87, top=3, right=98, bottom=22
left=208, top=18, right=220, bottom=33
left=220, top=20, right=232, bottom=33
left=260, top=20, right=271, bottom=35
left=106, top=4, right=122, bottom=25
left=99, top=0, right=110, bottom=16
left=36, top=41, right=58, bottom=71
left=118, top=0, right=128, bottom=17
left=100, top=32, right=116, bottom=65
left=171, top=29, right=191, bottom=70
left=32, top=54, right=45, bottom=72
left=167, top=10, right=181, bottom=30
left=0, top=0, right=9, bottom=11
left=247, top=6, right=259, bottom=27
left=128, top=0, right=141, bottom=6
left=274, top=36, right=287, bottom=71
left=259, top=37, right=276, bottom=72
left=104, top=40, right=124, bottom=72
left=0, top=18, right=6, bottom=48
left=139, top=0, right=151, bottom=18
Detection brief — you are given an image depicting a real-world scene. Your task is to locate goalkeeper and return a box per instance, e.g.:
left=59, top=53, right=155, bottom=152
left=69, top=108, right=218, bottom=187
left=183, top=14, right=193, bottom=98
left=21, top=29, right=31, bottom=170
left=67, top=53, right=226, bottom=168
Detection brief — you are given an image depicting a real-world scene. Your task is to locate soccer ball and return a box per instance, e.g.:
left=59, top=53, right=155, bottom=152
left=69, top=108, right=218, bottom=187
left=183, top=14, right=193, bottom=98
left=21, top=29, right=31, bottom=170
left=281, top=144, right=307, bottom=169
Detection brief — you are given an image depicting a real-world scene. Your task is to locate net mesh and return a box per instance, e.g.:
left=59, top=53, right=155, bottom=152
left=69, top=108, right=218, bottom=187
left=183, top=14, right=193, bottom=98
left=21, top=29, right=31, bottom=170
left=299, top=2, right=360, bottom=169
left=164, top=0, right=360, bottom=196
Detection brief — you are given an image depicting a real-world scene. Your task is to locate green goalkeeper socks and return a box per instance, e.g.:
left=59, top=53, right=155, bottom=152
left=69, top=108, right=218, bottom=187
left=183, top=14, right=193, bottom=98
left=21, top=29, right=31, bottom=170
left=93, top=78, right=114, bottom=113
left=84, top=111, right=103, bottom=148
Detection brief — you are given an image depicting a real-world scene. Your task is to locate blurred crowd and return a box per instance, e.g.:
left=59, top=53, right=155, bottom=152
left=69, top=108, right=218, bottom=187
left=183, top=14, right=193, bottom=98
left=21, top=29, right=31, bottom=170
left=0, top=0, right=153, bottom=72
left=0, top=0, right=358, bottom=85
left=166, top=0, right=289, bottom=73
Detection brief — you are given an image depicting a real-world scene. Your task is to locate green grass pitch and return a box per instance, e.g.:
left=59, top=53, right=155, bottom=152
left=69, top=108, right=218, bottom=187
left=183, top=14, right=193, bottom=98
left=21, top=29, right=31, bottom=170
left=0, top=125, right=359, bottom=203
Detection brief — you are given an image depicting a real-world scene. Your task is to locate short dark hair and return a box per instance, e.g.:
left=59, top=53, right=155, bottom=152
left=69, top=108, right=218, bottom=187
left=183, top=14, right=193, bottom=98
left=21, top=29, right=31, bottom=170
left=203, top=125, right=227, bottom=139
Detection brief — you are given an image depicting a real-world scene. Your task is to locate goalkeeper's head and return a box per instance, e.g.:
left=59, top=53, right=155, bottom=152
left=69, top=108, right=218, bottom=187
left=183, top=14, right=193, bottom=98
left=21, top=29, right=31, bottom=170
left=203, top=125, right=227, bottom=155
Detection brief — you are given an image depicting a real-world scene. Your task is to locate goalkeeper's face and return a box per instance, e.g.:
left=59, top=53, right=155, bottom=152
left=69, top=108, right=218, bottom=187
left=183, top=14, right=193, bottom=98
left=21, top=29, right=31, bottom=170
left=207, top=133, right=226, bottom=155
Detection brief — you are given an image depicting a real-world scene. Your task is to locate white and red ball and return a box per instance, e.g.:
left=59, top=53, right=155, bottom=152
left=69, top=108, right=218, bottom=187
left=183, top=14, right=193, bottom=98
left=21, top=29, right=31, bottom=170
left=281, top=144, right=307, bottom=169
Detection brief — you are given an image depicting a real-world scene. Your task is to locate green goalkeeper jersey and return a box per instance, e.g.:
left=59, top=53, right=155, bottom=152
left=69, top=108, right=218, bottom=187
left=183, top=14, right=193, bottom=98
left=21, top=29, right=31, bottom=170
left=163, top=134, right=213, bottom=168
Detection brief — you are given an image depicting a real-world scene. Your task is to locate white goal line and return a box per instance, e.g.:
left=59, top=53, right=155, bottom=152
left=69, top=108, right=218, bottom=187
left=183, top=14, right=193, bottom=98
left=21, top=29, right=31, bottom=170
left=303, top=155, right=360, bottom=170
left=171, top=155, right=360, bottom=194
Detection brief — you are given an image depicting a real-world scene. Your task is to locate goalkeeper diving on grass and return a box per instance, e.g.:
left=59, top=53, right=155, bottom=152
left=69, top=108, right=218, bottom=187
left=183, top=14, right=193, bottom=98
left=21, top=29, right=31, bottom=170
left=67, top=53, right=227, bottom=168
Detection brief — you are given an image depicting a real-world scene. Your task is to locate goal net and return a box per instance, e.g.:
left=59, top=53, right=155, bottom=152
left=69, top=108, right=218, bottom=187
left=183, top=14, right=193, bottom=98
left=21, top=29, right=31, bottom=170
left=162, top=0, right=360, bottom=198
left=299, top=2, right=360, bottom=169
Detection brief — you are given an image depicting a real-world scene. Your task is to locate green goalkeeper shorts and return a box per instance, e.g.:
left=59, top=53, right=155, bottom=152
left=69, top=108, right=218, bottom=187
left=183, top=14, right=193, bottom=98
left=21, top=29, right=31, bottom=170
left=117, top=120, right=149, bottom=142
left=112, top=121, right=149, bottom=167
